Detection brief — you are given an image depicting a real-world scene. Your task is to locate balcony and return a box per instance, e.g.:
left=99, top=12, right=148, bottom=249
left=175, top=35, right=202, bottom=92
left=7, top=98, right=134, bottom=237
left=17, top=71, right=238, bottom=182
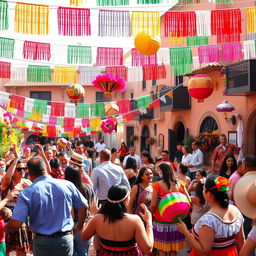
left=226, top=59, right=256, bottom=96
left=160, top=86, right=191, bottom=111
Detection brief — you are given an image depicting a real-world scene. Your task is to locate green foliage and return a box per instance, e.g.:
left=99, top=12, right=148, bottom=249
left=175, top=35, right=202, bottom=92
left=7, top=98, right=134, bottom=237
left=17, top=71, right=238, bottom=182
left=183, top=135, right=194, bottom=152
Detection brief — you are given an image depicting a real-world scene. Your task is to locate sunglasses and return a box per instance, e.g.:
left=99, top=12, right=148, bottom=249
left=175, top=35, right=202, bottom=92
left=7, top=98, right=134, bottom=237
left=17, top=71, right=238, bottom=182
left=16, top=167, right=27, bottom=172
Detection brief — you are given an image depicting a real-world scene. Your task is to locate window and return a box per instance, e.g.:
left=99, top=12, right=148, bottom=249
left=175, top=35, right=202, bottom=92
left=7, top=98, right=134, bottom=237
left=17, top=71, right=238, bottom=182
left=154, top=123, right=157, bottom=136
left=160, top=86, right=173, bottom=111
left=152, top=80, right=156, bottom=86
left=96, top=92, right=105, bottom=102
left=30, top=91, right=51, bottom=103
left=199, top=116, right=218, bottom=133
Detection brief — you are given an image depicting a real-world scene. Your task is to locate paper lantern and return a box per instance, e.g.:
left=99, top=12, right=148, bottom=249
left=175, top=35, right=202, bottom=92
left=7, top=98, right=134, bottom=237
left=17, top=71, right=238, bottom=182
left=159, top=192, right=190, bottom=223
left=101, top=119, right=115, bottom=134
left=21, top=123, right=29, bottom=131
left=105, top=103, right=119, bottom=116
left=188, top=74, right=214, bottom=102
left=57, top=138, right=68, bottom=148
left=66, top=84, right=84, bottom=105
left=134, top=32, right=160, bottom=56
left=92, top=74, right=126, bottom=99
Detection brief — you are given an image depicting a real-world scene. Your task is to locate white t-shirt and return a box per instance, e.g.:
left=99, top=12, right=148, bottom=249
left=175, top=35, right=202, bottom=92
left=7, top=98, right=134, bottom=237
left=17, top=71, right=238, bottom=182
left=181, top=153, right=192, bottom=165
left=95, top=143, right=107, bottom=153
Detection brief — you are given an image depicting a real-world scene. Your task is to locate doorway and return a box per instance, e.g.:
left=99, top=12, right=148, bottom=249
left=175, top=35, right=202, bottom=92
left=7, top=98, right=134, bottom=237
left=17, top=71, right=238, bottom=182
left=141, top=126, right=150, bottom=153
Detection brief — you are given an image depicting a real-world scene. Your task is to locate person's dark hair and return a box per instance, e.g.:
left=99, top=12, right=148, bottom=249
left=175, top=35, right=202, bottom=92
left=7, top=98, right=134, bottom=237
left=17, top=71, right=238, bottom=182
left=65, top=166, right=89, bottom=199
left=27, top=156, right=46, bottom=176
left=220, top=133, right=226, bottom=138
left=219, top=153, right=237, bottom=177
left=192, top=141, right=200, bottom=147
left=49, top=158, right=60, bottom=169
left=121, top=142, right=128, bottom=150
left=237, top=160, right=242, bottom=169
left=6, top=159, right=23, bottom=171
left=205, top=176, right=229, bottom=208
left=141, top=151, right=154, bottom=164
left=162, top=150, right=169, bottom=155
left=179, top=164, right=188, bottom=175
left=158, top=162, right=177, bottom=189
left=176, top=142, right=183, bottom=146
left=111, top=148, right=117, bottom=154
left=198, top=170, right=207, bottom=178
left=125, top=157, right=137, bottom=172
left=99, top=184, right=129, bottom=223
left=57, top=152, right=67, bottom=158
left=134, top=167, right=150, bottom=185
left=195, top=182, right=205, bottom=205
left=243, top=154, right=256, bottom=169
left=86, top=148, right=94, bottom=158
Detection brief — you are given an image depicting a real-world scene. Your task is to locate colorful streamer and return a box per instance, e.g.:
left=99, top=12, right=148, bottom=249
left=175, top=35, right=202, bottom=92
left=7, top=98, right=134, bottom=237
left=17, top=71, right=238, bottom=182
left=143, top=65, right=166, bottom=80
left=0, top=37, right=14, bottom=59
left=186, top=36, right=208, bottom=46
left=27, top=65, right=51, bottom=82
left=136, top=95, right=152, bottom=109
left=0, top=1, right=8, bottom=30
left=67, top=45, right=92, bottom=64
left=91, top=103, right=106, bottom=117
left=137, top=0, right=161, bottom=3
left=53, top=66, right=78, bottom=84
left=246, top=7, right=256, bottom=37
left=105, top=66, right=127, bottom=81
left=132, top=48, right=157, bottom=66
left=96, top=0, right=129, bottom=5
left=222, top=42, right=243, bottom=62
left=198, top=45, right=220, bottom=64
left=70, top=0, right=84, bottom=6
left=0, top=61, right=11, bottom=78
left=76, top=103, right=90, bottom=117
left=23, top=41, right=51, bottom=61
left=96, top=47, right=123, bottom=66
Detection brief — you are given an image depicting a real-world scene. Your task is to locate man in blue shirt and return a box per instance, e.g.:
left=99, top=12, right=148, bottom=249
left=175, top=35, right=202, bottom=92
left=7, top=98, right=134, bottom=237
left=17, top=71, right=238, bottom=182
left=5, top=156, right=88, bottom=256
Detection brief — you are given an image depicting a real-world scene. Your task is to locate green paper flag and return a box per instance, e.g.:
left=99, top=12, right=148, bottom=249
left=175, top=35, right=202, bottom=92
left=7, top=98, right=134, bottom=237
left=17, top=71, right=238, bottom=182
left=77, top=103, right=90, bottom=117
left=0, top=1, right=8, bottom=31
left=27, top=65, right=51, bottom=82
left=33, top=99, right=48, bottom=115
left=24, top=112, right=31, bottom=119
left=136, top=95, right=152, bottom=109
left=0, top=37, right=14, bottom=58
left=57, top=117, right=64, bottom=126
left=91, top=103, right=106, bottom=116
left=186, top=36, right=208, bottom=47
left=67, top=45, right=92, bottom=64
left=170, top=47, right=192, bottom=76
left=97, top=0, right=129, bottom=5
left=137, top=0, right=161, bottom=3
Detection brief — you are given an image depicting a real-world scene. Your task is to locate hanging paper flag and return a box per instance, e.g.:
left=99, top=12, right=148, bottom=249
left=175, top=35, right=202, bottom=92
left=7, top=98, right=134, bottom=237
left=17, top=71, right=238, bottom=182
left=243, top=40, right=256, bottom=60
left=30, top=113, right=42, bottom=122
left=0, top=37, right=14, bottom=59
left=81, top=118, right=90, bottom=127
left=127, top=67, right=143, bottom=82
left=195, top=11, right=211, bottom=36
left=98, top=10, right=130, bottom=37
left=105, top=66, right=127, bottom=81
left=57, top=117, right=64, bottom=126
left=186, top=36, right=208, bottom=46
left=27, top=65, right=51, bottom=82
left=164, top=11, right=197, bottom=37
left=9, top=95, right=25, bottom=111
left=198, top=45, right=220, bottom=64
left=49, top=116, right=57, bottom=125
left=246, top=8, right=256, bottom=39
left=23, top=41, right=51, bottom=61
left=47, top=125, right=56, bottom=137
left=64, top=118, right=75, bottom=132
left=11, top=66, right=27, bottom=81
left=136, top=95, right=152, bottom=109
left=70, top=0, right=84, bottom=6
left=143, top=65, right=166, bottom=80
left=24, top=98, right=34, bottom=113
left=33, top=99, right=48, bottom=115
left=96, top=47, right=123, bottom=66
left=150, top=99, right=160, bottom=109
left=79, top=67, right=105, bottom=85
left=123, top=113, right=134, bottom=122
left=57, top=7, right=91, bottom=36
left=116, top=100, right=131, bottom=114
left=157, top=48, right=170, bottom=65
left=67, top=45, right=91, bottom=64
left=91, top=103, right=106, bottom=117
left=132, top=48, right=157, bottom=66
left=160, top=95, right=167, bottom=104
left=131, top=11, right=160, bottom=37
left=0, top=1, right=8, bottom=31
left=169, top=47, right=192, bottom=76
left=211, top=9, right=241, bottom=43
left=90, top=118, right=102, bottom=131
left=77, top=103, right=90, bottom=117
left=51, top=102, right=65, bottom=117
left=0, top=61, right=11, bottom=78
left=65, top=103, right=76, bottom=118
left=222, top=42, right=243, bottom=63
left=97, top=0, right=129, bottom=5
left=168, top=36, right=185, bottom=46
left=0, top=91, right=9, bottom=107
left=53, top=67, right=77, bottom=84
left=14, top=3, right=49, bottom=35
left=137, top=0, right=161, bottom=3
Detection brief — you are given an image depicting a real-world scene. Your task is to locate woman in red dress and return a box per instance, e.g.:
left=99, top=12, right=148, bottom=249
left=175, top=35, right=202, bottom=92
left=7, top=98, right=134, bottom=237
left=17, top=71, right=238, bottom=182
left=118, top=142, right=128, bottom=164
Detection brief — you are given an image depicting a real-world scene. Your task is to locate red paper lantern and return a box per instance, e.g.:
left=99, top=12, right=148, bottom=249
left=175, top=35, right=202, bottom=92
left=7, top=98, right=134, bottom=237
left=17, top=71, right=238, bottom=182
left=188, top=74, right=214, bottom=102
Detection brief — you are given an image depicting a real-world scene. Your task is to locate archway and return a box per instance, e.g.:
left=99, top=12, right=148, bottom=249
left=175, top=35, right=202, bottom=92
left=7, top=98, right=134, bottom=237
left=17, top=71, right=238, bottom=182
left=199, top=116, right=218, bottom=133
left=174, top=122, right=185, bottom=143
left=141, top=125, right=150, bottom=153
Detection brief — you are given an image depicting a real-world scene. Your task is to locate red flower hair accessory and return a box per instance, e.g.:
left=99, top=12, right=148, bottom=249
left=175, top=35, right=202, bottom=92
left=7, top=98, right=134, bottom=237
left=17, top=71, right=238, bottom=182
left=209, top=176, right=229, bottom=192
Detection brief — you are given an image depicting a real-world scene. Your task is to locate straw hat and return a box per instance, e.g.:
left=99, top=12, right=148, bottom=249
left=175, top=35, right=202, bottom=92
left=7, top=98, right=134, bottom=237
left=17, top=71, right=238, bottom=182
left=233, top=171, right=256, bottom=219
left=69, top=152, right=85, bottom=167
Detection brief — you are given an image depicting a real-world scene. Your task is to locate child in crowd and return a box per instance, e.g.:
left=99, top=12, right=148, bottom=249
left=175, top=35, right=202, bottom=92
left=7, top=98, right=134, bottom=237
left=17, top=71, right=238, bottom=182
left=176, top=163, right=191, bottom=189
left=187, top=170, right=206, bottom=195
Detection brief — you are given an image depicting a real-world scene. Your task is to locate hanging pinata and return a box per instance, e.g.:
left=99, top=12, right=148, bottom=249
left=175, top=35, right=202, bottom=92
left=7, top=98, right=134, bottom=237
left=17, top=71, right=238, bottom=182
left=92, top=74, right=126, bottom=99
left=101, top=119, right=115, bottom=134
left=66, top=83, right=85, bottom=105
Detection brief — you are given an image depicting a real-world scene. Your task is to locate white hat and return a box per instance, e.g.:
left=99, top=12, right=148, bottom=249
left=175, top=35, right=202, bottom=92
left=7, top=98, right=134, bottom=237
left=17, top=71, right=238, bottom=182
left=69, top=152, right=85, bottom=167
left=234, top=171, right=256, bottom=219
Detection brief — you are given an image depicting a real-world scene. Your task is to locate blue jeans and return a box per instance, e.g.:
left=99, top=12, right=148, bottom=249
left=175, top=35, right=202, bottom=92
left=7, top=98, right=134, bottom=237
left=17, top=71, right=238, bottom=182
left=33, top=234, right=73, bottom=256
left=73, top=231, right=91, bottom=256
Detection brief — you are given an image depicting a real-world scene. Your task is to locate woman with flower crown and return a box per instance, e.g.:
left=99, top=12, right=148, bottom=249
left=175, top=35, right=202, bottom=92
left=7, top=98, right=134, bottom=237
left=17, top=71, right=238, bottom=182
left=81, top=184, right=154, bottom=256
left=177, top=176, right=245, bottom=256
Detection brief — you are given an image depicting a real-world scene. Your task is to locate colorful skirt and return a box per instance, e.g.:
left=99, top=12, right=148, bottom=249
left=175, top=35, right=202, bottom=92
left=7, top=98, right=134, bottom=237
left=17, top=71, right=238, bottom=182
left=153, top=221, right=186, bottom=252
left=191, top=245, right=238, bottom=256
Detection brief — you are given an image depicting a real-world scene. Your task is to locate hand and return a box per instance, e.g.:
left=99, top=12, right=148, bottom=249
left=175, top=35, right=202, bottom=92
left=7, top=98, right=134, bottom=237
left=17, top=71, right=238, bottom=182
left=13, top=144, right=19, bottom=159
left=176, top=217, right=188, bottom=235
left=138, top=204, right=152, bottom=225
left=90, top=197, right=101, bottom=216
left=36, top=144, right=44, bottom=157
left=6, top=189, right=19, bottom=201
left=187, top=164, right=193, bottom=168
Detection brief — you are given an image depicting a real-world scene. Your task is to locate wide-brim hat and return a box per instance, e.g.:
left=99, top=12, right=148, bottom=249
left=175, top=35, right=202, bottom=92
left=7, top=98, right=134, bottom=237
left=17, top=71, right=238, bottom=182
left=69, top=152, right=86, bottom=167
left=234, top=171, right=256, bottom=219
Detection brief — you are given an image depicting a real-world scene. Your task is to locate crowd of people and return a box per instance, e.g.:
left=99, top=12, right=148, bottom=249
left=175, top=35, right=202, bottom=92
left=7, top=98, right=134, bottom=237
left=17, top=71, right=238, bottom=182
left=0, top=133, right=255, bottom=256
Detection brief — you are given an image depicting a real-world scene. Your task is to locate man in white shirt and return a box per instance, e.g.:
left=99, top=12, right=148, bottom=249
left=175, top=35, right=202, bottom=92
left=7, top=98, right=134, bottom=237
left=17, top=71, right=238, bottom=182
left=123, top=146, right=142, bottom=167
left=95, top=138, right=107, bottom=155
left=187, top=141, right=204, bottom=180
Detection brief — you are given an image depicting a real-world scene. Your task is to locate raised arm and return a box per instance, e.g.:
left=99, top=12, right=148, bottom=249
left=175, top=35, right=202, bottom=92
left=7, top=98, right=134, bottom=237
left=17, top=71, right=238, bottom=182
left=36, top=144, right=51, bottom=174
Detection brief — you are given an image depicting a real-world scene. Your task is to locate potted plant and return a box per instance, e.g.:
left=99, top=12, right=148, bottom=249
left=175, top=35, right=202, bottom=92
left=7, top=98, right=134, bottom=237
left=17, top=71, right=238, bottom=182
left=145, top=137, right=156, bottom=146
left=131, top=135, right=138, bottom=142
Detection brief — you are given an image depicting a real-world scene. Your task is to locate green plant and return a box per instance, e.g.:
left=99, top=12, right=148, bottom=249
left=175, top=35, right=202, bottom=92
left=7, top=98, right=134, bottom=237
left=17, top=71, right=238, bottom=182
left=145, top=137, right=156, bottom=145
left=194, top=132, right=219, bottom=153
left=183, top=135, right=194, bottom=152
left=132, top=135, right=139, bottom=141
